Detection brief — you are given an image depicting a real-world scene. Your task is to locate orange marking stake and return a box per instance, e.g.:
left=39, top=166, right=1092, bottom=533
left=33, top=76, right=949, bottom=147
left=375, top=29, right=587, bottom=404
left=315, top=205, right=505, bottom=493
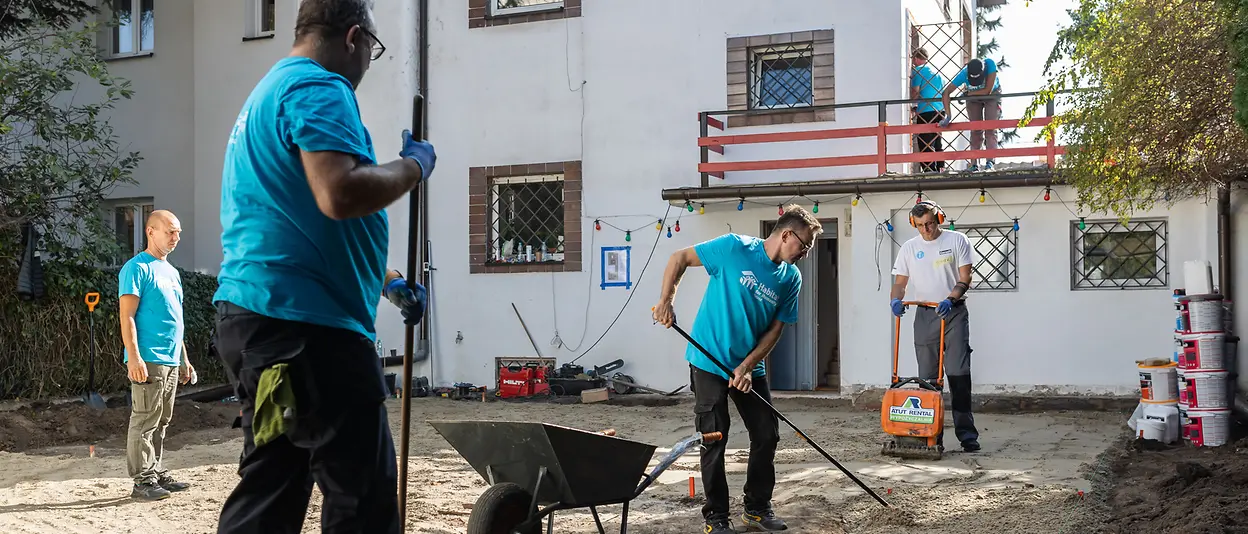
left=89, top=445, right=95, bottom=458
left=689, top=477, right=695, bottom=498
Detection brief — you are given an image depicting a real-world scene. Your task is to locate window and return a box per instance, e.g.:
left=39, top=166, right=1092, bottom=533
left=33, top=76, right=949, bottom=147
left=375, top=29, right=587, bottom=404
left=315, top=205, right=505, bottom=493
left=469, top=162, right=583, bottom=273
left=469, top=0, right=580, bottom=28
left=106, top=199, right=154, bottom=264
left=749, top=43, right=814, bottom=109
left=964, top=225, right=1017, bottom=290
left=106, top=0, right=154, bottom=57
left=1072, top=219, right=1168, bottom=289
left=726, top=30, right=835, bottom=127
left=246, top=0, right=277, bottom=39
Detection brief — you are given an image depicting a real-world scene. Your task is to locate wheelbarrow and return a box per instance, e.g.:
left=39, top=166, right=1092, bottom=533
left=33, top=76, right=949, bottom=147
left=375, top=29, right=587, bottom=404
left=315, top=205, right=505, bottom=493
left=429, top=420, right=722, bottom=534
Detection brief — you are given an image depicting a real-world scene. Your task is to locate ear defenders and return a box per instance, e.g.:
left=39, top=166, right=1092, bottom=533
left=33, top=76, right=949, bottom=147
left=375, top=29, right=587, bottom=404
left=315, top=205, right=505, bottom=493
left=908, top=200, right=946, bottom=227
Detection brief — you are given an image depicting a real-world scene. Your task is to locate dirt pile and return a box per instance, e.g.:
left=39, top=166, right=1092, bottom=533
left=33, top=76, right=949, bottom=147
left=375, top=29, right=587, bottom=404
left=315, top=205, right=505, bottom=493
left=1096, top=433, right=1248, bottom=533
left=0, top=396, right=240, bottom=453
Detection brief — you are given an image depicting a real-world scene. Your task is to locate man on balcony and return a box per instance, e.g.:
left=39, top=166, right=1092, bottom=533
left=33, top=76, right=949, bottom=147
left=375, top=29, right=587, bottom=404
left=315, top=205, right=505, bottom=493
left=911, top=47, right=946, bottom=173
left=940, top=57, right=1002, bottom=171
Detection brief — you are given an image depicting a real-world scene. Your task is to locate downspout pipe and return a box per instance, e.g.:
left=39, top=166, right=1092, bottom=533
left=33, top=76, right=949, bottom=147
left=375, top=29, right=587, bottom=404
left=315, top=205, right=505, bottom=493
left=1218, top=184, right=1248, bottom=423
left=413, top=0, right=431, bottom=369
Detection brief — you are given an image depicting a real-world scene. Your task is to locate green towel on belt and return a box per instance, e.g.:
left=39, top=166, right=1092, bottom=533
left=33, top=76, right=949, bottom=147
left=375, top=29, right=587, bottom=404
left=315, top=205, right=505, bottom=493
left=253, top=363, right=296, bottom=448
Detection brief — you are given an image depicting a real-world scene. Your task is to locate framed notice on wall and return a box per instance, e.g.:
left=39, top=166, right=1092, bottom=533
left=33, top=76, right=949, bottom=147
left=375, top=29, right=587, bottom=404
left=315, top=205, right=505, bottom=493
left=600, top=246, right=632, bottom=290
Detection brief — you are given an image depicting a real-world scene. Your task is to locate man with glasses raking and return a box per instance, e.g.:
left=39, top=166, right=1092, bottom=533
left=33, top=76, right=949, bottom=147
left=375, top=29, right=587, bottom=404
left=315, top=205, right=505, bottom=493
left=213, top=0, right=435, bottom=532
left=889, top=200, right=981, bottom=453
left=652, top=204, right=822, bottom=534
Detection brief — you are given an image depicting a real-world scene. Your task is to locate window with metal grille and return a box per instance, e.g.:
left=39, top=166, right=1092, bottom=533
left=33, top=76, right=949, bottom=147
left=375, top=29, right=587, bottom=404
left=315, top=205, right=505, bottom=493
left=488, top=174, right=565, bottom=264
left=748, top=43, right=814, bottom=109
left=964, top=225, right=1017, bottom=290
left=1072, top=219, right=1168, bottom=289
left=491, top=0, right=563, bottom=17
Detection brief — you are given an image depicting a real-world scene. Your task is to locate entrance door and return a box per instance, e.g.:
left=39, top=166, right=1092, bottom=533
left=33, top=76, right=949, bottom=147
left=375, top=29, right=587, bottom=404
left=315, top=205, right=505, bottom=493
left=761, top=219, right=839, bottom=392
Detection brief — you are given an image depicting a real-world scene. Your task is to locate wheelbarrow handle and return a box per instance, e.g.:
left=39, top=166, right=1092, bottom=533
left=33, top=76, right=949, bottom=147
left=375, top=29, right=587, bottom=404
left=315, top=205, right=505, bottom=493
left=701, top=431, right=723, bottom=443
left=598, top=428, right=617, bottom=437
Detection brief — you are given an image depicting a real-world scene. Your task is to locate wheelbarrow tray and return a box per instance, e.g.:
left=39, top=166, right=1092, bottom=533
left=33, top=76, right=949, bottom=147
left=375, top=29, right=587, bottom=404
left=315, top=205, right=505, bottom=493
left=429, top=420, right=657, bottom=508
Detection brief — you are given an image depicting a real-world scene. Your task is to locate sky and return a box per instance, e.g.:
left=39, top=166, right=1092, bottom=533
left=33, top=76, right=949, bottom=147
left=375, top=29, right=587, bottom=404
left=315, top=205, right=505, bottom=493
left=990, top=0, right=1080, bottom=137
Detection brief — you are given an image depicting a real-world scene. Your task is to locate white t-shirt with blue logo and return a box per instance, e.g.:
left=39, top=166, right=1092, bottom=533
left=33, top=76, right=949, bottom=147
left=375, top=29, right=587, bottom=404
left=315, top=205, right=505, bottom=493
left=891, top=230, right=974, bottom=304
left=684, top=233, right=802, bottom=380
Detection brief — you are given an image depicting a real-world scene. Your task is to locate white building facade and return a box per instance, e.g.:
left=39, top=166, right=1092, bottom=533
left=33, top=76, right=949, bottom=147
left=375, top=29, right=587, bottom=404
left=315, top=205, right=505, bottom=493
left=94, top=0, right=1248, bottom=397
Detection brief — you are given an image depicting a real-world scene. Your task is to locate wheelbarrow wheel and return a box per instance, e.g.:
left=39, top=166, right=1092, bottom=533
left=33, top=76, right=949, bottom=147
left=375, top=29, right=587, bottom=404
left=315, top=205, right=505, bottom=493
left=466, top=482, right=540, bottom=534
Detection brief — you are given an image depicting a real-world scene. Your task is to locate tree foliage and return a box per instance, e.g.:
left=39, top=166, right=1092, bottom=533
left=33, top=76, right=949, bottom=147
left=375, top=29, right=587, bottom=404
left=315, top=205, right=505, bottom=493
left=0, top=7, right=141, bottom=270
left=1024, top=0, right=1248, bottom=215
left=1223, top=0, right=1248, bottom=135
left=0, top=0, right=96, bottom=40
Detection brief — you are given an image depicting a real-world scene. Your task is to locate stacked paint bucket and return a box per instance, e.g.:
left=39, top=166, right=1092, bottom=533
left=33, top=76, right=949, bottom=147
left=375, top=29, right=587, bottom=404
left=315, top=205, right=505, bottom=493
left=1173, top=261, right=1234, bottom=448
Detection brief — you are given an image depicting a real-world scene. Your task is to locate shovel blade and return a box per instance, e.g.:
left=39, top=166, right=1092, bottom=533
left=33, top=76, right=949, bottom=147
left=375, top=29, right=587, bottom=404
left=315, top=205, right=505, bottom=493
left=84, top=392, right=106, bottom=410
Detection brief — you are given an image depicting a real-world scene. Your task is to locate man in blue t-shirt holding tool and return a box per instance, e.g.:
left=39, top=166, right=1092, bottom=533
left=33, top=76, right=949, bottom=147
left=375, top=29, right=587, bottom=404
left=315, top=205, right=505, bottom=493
left=911, top=48, right=946, bottom=173
left=212, top=0, right=435, bottom=532
left=653, top=205, right=822, bottom=534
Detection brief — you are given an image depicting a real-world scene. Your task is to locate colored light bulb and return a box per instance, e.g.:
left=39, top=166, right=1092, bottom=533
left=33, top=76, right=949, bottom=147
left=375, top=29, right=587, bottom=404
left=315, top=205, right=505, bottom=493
left=625, top=230, right=631, bottom=242
left=916, top=194, right=922, bottom=204
left=686, top=201, right=694, bottom=212
left=885, top=221, right=894, bottom=232
left=1044, top=189, right=1051, bottom=201
left=979, top=191, right=985, bottom=203
left=666, top=227, right=672, bottom=238
left=852, top=196, right=859, bottom=207
left=813, top=202, right=819, bottom=214
left=674, top=221, right=681, bottom=232
left=656, top=220, right=663, bottom=231
left=778, top=205, right=784, bottom=215
left=1013, top=219, right=1020, bottom=231
left=1078, top=218, right=1086, bottom=231
left=594, top=220, right=601, bottom=231
left=699, top=203, right=705, bottom=215
left=949, top=221, right=955, bottom=230
left=737, top=200, right=744, bottom=211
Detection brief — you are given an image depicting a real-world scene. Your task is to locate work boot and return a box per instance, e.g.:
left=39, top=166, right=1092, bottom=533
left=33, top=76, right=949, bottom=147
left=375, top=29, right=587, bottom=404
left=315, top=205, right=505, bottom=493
left=131, top=481, right=172, bottom=501
left=962, top=439, right=982, bottom=452
left=705, top=518, right=737, bottom=533
left=742, top=507, right=788, bottom=531
left=158, top=474, right=191, bottom=492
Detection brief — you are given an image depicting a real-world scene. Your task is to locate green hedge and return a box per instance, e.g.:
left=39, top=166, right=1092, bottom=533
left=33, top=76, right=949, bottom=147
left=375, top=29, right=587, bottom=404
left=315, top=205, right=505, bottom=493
left=0, top=261, right=225, bottom=401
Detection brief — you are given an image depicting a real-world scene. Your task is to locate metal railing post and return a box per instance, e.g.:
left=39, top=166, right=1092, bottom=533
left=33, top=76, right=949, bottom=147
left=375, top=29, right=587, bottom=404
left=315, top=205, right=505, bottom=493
left=699, top=112, right=710, bottom=188
left=877, top=102, right=888, bottom=176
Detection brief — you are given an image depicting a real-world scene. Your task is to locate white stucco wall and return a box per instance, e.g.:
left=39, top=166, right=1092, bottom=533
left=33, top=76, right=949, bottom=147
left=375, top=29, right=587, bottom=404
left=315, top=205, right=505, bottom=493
left=96, top=0, right=198, bottom=267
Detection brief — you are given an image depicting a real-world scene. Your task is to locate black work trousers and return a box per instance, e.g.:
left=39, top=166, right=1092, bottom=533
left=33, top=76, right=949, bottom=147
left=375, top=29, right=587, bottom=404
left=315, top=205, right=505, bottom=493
left=690, top=364, right=780, bottom=523
left=915, top=109, right=946, bottom=173
left=213, top=301, right=400, bottom=534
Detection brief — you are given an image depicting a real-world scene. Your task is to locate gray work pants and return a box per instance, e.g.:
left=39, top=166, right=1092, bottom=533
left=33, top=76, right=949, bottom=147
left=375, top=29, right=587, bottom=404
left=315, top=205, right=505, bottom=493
left=914, top=304, right=979, bottom=445
left=127, top=361, right=179, bottom=485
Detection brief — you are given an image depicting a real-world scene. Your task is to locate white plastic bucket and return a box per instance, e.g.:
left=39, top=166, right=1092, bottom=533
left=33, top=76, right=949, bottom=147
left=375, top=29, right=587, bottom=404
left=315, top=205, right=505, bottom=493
left=1178, top=402, right=1190, bottom=440
left=1185, top=369, right=1230, bottom=409
left=1142, top=401, right=1180, bottom=443
left=1183, top=294, right=1225, bottom=333
left=1187, top=408, right=1231, bottom=447
left=1179, top=332, right=1227, bottom=370
left=1138, top=361, right=1179, bottom=402
left=1137, top=419, right=1166, bottom=441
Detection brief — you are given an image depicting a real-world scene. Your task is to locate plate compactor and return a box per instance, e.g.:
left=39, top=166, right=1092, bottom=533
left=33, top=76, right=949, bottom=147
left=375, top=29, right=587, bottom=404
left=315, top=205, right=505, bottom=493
left=881, top=301, right=947, bottom=461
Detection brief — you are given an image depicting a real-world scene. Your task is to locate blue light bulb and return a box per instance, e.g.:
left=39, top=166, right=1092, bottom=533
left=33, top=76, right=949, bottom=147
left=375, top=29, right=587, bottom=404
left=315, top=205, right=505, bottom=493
left=737, top=200, right=744, bottom=211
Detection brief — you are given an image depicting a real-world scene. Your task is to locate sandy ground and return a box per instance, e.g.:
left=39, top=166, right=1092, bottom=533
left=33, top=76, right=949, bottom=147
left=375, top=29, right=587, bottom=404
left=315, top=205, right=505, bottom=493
left=0, top=394, right=1123, bottom=533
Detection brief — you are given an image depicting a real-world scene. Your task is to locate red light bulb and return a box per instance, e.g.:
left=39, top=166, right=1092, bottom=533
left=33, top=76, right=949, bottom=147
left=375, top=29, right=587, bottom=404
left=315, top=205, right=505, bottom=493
left=1044, top=190, right=1051, bottom=201
left=674, top=221, right=681, bottom=232
left=594, top=220, right=601, bottom=231
left=777, top=205, right=783, bottom=215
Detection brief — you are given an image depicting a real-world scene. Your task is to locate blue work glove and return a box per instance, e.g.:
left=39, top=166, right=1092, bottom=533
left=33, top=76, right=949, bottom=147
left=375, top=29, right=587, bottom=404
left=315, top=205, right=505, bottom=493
left=384, top=274, right=427, bottom=326
left=400, top=130, right=436, bottom=181
left=890, top=298, right=905, bottom=317
left=936, top=298, right=953, bottom=318
left=938, top=116, right=952, bottom=128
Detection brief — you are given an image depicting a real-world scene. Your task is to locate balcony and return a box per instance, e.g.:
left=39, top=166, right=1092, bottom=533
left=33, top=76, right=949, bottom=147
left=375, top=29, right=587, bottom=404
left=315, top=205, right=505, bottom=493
left=663, top=90, right=1071, bottom=203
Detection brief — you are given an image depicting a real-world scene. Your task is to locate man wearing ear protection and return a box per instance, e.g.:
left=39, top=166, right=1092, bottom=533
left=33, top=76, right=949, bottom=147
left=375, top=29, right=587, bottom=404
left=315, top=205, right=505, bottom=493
left=888, top=201, right=981, bottom=453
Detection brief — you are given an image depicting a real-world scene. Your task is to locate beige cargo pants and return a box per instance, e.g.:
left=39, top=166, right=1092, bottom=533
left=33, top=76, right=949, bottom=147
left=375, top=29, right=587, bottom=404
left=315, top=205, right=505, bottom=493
left=127, top=361, right=179, bottom=485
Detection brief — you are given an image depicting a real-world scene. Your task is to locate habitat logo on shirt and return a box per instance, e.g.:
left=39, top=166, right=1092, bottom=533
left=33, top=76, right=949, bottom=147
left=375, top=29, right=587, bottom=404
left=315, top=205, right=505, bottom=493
left=739, top=270, right=779, bottom=307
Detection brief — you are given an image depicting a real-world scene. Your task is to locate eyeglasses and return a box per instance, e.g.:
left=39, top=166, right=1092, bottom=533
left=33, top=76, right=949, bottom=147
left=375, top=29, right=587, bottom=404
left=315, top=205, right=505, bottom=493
left=789, top=230, right=813, bottom=253
left=359, top=27, right=386, bottom=61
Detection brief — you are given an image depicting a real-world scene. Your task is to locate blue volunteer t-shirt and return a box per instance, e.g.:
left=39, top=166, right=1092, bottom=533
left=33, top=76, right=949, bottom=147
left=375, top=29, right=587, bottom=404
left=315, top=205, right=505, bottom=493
left=215, top=56, right=388, bottom=340
left=911, top=64, right=945, bottom=114
left=119, top=252, right=184, bottom=367
left=951, top=58, right=1001, bottom=92
left=684, top=234, right=802, bottom=380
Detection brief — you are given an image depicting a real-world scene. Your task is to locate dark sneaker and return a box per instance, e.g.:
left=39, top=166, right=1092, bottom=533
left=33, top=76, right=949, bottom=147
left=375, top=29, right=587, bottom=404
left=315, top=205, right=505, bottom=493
left=131, top=482, right=172, bottom=501
left=962, top=439, right=982, bottom=452
left=158, top=474, right=191, bottom=492
left=705, top=519, right=737, bottom=534
left=742, top=508, right=788, bottom=531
